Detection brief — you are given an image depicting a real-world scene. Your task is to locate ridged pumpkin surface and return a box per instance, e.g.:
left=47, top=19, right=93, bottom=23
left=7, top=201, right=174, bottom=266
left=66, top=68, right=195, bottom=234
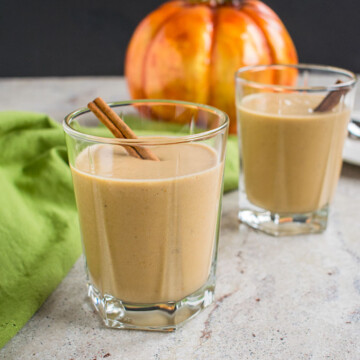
left=125, top=0, right=298, bottom=133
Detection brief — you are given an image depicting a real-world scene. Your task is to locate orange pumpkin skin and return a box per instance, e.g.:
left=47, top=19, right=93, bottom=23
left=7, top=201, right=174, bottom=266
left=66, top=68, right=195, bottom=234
left=125, top=0, right=298, bottom=133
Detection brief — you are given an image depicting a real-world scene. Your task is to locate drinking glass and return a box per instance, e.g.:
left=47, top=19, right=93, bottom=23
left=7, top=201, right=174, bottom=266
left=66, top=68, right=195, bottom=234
left=236, top=64, right=356, bottom=236
left=63, top=100, right=228, bottom=330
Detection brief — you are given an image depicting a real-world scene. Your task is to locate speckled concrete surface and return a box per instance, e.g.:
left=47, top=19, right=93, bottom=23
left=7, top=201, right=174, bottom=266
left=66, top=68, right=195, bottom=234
left=0, top=78, right=359, bottom=360
left=0, top=77, right=130, bottom=122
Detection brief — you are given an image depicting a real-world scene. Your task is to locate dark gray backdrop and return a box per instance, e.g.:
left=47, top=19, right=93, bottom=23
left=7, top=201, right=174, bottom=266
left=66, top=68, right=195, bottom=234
left=1, top=0, right=358, bottom=77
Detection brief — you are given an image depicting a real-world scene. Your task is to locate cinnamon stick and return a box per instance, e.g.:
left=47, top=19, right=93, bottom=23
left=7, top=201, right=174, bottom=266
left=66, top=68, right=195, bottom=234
left=88, top=97, right=159, bottom=161
left=314, top=80, right=349, bottom=112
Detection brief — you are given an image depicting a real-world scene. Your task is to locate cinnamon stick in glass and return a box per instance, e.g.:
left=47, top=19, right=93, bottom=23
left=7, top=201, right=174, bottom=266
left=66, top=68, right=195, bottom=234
left=88, top=97, right=159, bottom=161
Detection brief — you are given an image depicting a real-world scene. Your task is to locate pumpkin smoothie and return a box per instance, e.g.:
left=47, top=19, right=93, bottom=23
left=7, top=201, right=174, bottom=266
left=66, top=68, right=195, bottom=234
left=237, top=92, right=350, bottom=213
left=71, top=143, right=223, bottom=304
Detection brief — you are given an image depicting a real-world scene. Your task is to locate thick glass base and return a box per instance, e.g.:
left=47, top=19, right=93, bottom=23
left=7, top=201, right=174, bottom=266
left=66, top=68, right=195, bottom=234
left=238, top=204, right=329, bottom=236
left=87, top=278, right=215, bottom=332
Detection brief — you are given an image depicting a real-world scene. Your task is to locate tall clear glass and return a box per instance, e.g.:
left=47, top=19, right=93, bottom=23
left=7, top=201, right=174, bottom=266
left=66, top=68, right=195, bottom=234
left=63, top=100, right=229, bottom=331
left=236, top=64, right=356, bottom=236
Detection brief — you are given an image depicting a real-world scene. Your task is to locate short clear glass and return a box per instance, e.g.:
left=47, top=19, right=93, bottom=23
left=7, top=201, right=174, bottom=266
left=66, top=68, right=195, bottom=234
left=236, top=64, right=356, bottom=236
left=63, top=100, right=229, bottom=331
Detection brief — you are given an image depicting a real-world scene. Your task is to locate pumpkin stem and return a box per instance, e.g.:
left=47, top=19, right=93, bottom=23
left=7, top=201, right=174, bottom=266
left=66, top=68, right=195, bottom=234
left=187, top=0, right=243, bottom=6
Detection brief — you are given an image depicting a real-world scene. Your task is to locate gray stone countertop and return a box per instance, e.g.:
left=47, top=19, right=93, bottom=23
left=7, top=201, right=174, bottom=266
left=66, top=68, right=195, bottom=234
left=0, top=77, right=359, bottom=360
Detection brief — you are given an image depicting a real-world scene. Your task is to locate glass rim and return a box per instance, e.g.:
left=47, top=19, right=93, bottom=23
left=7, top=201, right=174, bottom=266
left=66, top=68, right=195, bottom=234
left=235, top=63, right=357, bottom=92
left=63, top=99, right=229, bottom=145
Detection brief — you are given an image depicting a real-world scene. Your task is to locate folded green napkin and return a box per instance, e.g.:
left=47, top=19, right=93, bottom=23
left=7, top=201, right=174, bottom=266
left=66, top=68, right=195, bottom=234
left=223, top=135, right=239, bottom=192
left=0, top=112, right=82, bottom=349
left=0, top=111, right=238, bottom=349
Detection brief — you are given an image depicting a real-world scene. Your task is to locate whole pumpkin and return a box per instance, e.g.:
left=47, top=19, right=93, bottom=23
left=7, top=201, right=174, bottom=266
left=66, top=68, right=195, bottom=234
left=125, top=0, right=298, bottom=133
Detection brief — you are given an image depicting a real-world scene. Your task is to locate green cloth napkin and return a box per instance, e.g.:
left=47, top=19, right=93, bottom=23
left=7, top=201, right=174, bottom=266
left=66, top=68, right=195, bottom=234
left=223, top=135, right=239, bottom=192
left=0, top=111, right=238, bottom=349
left=0, top=112, right=82, bottom=349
